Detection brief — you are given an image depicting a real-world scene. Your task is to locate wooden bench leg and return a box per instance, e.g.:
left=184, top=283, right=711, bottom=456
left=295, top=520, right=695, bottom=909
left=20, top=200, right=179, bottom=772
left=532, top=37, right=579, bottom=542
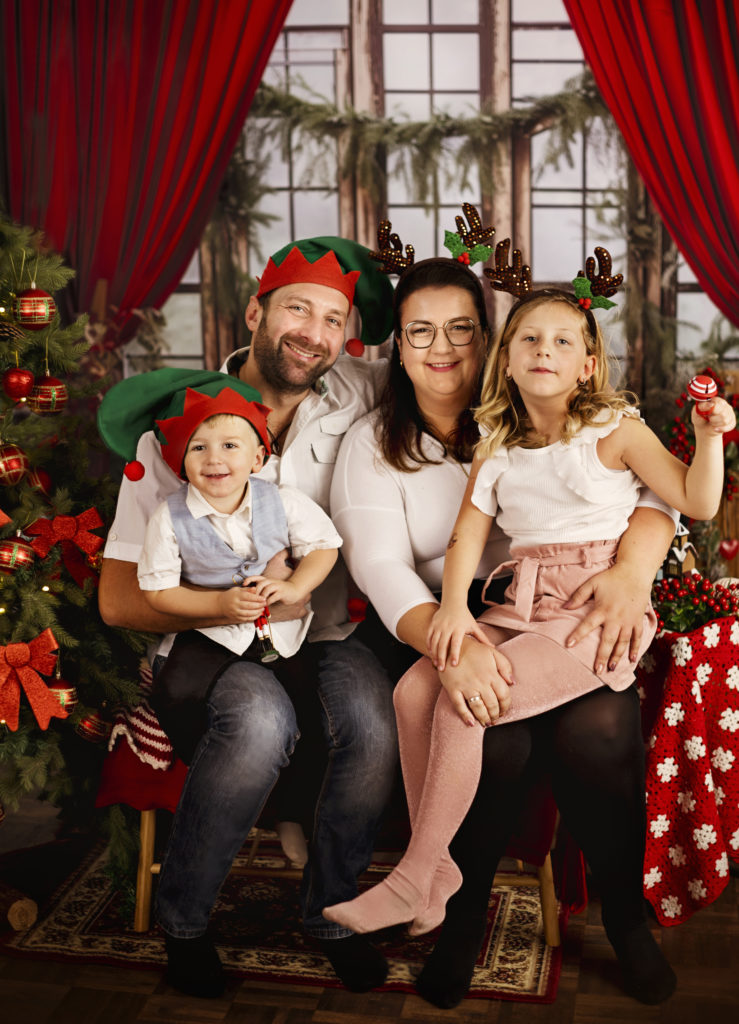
left=537, top=852, right=560, bottom=947
left=134, top=809, right=156, bottom=933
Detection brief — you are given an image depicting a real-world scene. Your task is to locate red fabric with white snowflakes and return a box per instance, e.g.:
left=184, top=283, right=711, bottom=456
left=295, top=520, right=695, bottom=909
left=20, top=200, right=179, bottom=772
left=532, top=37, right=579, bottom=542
left=636, top=616, right=739, bottom=926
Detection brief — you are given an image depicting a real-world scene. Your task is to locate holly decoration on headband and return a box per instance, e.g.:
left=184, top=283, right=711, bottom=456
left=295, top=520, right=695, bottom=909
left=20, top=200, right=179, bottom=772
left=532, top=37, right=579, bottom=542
left=444, top=202, right=495, bottom=267
left=572, top=275, right=617, bottom=310
left=572, top=246, right=622, bottom=311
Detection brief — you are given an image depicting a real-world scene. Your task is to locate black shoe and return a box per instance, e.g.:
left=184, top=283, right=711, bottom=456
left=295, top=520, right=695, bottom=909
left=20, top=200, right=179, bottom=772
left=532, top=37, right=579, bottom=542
left=606, top=921, right=677, bottom=1005
left=164, top=932, right=225, bottom=998
left=318, top=934, right=388, bottom=992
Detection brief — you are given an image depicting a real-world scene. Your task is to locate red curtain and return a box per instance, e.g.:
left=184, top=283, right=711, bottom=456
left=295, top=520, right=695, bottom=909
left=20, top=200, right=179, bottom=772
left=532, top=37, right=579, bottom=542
left=0, top=0, right=293, bottom=332
left=564, top=0, right=739, bottom=327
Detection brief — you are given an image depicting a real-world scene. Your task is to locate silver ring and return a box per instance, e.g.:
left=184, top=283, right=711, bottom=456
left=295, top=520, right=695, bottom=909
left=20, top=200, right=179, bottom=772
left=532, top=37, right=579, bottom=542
left=467, top=694, right=482, bottom=705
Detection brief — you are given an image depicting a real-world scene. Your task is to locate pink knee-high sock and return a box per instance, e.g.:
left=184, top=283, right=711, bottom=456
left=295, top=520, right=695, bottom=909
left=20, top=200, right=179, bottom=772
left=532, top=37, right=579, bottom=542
left=323, top=657, right=484, bottom=935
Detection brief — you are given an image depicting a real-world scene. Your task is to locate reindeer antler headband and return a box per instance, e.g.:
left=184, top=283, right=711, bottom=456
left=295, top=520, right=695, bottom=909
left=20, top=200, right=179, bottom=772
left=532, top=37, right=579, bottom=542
left=370, top=202, right=623, bottom=313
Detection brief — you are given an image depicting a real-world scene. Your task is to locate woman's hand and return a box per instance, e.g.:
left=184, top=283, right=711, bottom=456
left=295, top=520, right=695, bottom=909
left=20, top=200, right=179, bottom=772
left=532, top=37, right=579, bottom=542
left=438, top=636, right=513, bottom=726
left=564, top=560, right=651, bottom=674
left=427, top=603, right=496, bottom=670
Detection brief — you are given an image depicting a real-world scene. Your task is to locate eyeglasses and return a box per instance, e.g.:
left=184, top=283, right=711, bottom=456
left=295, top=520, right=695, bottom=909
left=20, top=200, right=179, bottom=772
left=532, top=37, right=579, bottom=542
left=402, top=318, right=479, bottom=348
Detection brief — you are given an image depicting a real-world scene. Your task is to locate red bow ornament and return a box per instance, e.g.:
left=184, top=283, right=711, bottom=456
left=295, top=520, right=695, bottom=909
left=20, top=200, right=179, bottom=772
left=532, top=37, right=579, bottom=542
left=0, top=628, right=63, bottom=730
left=27, top=508, right=104, bottom=587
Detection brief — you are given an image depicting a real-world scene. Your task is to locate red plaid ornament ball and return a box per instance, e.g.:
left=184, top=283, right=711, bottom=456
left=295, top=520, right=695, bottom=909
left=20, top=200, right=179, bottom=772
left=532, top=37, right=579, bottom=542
left=0, top=443, right=30, bottom=485
left=27, top=376, right=68, bottom=414
left=12, top=287, right=56, bottom=330
left=75, top=709, right=112, bottom=743
left=0, top=535, right=35, bottom=574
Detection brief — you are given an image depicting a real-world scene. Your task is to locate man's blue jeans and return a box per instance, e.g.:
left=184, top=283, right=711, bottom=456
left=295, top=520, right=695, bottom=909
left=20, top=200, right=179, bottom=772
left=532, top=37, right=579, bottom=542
left=155, top=634, right=397, bottom=939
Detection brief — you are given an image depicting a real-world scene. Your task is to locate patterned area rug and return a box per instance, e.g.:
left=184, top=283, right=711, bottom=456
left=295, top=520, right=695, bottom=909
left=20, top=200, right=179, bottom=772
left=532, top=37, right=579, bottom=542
left=3, top=840, right=567, bottom=1003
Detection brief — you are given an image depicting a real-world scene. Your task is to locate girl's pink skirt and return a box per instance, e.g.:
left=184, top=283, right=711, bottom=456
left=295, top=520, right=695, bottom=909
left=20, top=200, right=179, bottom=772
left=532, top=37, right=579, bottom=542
left=477, top=539, right=657, bottom=724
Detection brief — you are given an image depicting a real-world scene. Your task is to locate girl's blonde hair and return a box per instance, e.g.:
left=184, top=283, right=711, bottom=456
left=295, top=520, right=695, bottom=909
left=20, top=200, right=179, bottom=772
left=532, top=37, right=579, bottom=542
left=475, top=290, right=636, bottom=458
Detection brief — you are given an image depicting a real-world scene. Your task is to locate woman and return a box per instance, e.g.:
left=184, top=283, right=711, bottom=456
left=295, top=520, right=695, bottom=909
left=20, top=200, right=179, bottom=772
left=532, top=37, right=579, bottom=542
left=330, top=255, right=678, bottom=1008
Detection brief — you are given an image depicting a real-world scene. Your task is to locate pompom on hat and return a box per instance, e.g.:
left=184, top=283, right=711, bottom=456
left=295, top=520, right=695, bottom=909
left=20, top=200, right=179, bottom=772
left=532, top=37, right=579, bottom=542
left=98, top=368, right=270, bottom=480
left=256, top=236, right=395, bottom=352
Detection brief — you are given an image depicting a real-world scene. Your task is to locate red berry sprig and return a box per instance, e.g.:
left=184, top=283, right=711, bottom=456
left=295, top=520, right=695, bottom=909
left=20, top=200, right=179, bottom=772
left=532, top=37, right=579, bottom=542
left=652, top=571, right=739, bottom=633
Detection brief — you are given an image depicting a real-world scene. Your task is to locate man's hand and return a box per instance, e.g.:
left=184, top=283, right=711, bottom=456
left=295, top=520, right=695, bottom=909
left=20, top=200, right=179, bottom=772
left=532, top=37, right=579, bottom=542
left=564, top=561, right=652, bottom=674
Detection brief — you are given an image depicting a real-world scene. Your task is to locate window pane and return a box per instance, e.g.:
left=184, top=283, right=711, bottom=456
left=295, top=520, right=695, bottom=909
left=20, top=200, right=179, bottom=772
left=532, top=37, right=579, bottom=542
left=677, top=293, right=724, bottom=355
left=386, top=206, right=436, bottom=259
left=512, top=61, right=582, bottom=100
left=287, top=0, right=349, bottom=25
left=293, top=191, right=339, bottom=237
left=247, top=192, right=291, bottom=276
left=432, top=33, right=479, bottom=90
left=512, top=27, right=582, bottom=60
left=384, top=0, right=429, bottom=24
left=386, top=92, right=432, bottom=119
left=432, top=92, right=479, bottom=116
left=292, top=134, right=337, bottom=189
left=159, top=293, right=204, bottom=363
left=246, top=123, right=290, bottom=189
left=532, top=128, right=583, bottom=188
left=431, top=0, right=479, bottom=24
left=439, top=138, right=481, bottom=196
left=179, top=250, right=200, bottom=285
left=532, top=206, right=583, bottom=280
left=586, top=118, right=623, bottom=190
left=384, top=35, right=430, bottom=89
left=513, top=0, right=569, bottom=21
left=289, top=62, right=336, bottom=102
left=677, top=255, right=698, bottom=285
left=533, top=190, right=588, bottom=206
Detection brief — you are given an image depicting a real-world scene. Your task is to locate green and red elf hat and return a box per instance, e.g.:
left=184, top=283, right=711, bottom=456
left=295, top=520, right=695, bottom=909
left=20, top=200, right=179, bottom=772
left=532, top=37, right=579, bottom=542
left=97, top=368, right=270, bottom=481
left=256, top=236, right=395, bottom=357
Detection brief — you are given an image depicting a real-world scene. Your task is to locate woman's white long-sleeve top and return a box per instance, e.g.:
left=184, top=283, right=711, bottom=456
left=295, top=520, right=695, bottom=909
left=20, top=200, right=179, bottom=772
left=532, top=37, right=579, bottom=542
left=330, top=410, right=510, bottom=638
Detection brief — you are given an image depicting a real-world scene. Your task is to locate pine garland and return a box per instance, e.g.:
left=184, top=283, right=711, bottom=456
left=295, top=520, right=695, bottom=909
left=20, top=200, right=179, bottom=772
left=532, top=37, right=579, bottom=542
left=247, top=70, right=614, bottom=203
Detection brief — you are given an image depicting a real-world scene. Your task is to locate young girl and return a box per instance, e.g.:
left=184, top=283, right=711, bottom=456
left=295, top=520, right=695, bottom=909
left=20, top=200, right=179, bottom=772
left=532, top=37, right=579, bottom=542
left=324, top=282, right=735, bottom=1004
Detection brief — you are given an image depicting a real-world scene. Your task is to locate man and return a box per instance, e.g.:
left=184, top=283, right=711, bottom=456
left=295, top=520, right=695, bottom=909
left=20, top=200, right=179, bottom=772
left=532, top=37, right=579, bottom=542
left=99, top=237, right=399, bottom=996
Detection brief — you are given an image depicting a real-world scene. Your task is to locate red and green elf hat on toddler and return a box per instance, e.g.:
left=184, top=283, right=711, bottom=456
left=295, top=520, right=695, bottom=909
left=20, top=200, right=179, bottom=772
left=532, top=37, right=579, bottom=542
left=97, top=368, right=270, bottom=481
left=256, top=236, right=395, bottom=356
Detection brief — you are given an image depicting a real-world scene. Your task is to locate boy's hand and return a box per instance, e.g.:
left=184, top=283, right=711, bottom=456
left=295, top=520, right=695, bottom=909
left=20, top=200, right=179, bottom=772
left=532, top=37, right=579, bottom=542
left=218, top=584, right=265, bottom=623
left=246, top=575, right=302, bottom=606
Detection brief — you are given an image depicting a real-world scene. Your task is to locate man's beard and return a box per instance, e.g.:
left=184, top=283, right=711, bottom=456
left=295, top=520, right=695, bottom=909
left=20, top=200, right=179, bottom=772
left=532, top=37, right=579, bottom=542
left=250, top=319, right=334, bottom=394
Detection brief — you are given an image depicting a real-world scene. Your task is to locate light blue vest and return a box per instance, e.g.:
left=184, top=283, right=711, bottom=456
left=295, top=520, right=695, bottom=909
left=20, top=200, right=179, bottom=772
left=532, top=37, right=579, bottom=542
left=167, top=477, right=290, bottom=588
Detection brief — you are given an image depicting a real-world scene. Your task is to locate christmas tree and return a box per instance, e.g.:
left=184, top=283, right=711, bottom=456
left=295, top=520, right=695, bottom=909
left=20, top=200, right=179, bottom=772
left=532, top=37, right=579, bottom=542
left=0, top=215, right=146, bottom=840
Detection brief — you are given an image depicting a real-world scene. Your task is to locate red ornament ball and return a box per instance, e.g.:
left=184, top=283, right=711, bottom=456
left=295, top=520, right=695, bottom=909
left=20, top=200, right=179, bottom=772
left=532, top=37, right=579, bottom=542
left=27, top=466, right=52, bottom=495
left=49, top=680, right=78, bottom=715
left=27, top=376, right=68, bottom=414
left=2, top=367, right=35, bottom=401
left=124, top=460, right=146, bottom=481
left=0, top=443, right=30, bottom=485
left=345, top=338, right=365, bottom=358
left=75, top=710, right=112, bottom=743
left=12, top=287, right=56, bottom=330
left=0, top=536, right=35, bottom=575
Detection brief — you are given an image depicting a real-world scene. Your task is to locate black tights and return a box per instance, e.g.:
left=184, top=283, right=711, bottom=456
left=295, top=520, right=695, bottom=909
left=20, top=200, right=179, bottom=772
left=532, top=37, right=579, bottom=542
left=417, top=686, right=651, bottom=1006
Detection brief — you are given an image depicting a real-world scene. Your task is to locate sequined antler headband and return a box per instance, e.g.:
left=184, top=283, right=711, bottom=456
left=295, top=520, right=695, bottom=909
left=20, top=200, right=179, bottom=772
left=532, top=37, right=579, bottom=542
left=371, top=203, right=623, bottom=310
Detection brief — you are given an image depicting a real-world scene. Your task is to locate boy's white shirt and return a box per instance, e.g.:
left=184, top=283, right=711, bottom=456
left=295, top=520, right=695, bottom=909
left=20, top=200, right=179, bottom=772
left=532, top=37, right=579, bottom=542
left=103, top=353, right=387, bottom=641
left=138, top=480, right=342, bottom=659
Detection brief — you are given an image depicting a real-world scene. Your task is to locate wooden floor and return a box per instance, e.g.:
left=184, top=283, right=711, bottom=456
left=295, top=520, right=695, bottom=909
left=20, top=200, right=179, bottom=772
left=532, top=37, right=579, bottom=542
left=1, top=803, right=737, bottom=1023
